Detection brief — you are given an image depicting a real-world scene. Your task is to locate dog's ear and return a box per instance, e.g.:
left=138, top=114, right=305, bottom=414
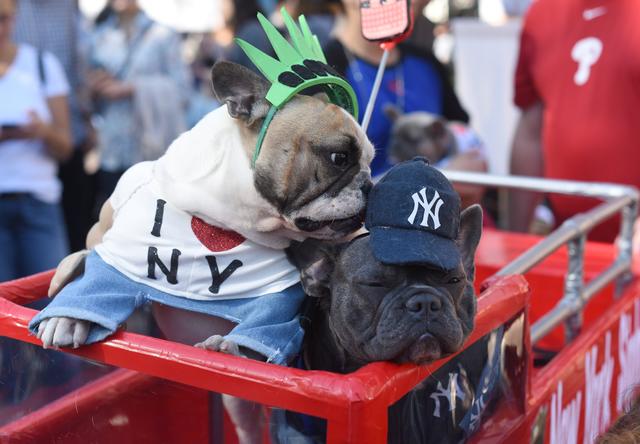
left=211, top=61, right=270, bottom=126
left=383, top=104, right=403, bottom=122
left=426, top=120, right=448, bottom=139
left=312, top=91, right=330, bottom=104
left=456, top=204, right=483, bottom=281
left=286, top=239, right=340, bottom=298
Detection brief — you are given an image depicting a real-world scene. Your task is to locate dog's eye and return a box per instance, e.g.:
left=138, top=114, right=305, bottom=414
left=330, top=152, right=349, bottom=167
left=358, top=281, right=388, bottom=288
left=447, top=277, right=461, bottom=284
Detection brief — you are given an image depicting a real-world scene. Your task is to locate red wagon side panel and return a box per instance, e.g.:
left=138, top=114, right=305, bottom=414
left=0, top=369, right=211, bottom=444
left=0, top=263, right=530, bottom=443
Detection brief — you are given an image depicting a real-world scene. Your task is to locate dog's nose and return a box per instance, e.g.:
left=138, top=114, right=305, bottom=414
left=405, top=294, right=442, bottom=317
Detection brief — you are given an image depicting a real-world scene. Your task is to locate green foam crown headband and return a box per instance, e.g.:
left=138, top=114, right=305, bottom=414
left=235, top=8, right=359, bottom=166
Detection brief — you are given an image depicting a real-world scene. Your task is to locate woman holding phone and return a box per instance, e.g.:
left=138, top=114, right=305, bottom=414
left=0, top=0, right=72, bottom=281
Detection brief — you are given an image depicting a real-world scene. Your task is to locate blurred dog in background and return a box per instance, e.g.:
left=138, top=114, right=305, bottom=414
left=385, top=105, right=487, bottom=167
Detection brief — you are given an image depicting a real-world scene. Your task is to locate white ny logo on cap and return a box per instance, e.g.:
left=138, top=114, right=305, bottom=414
left=408, top=187, right=444, bottom=229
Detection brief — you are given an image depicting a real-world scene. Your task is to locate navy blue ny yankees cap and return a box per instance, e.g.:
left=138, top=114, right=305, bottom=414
left=365, top=157, right=462, bottom=270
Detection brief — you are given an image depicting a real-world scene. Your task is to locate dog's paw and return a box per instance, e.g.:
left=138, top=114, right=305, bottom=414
left=36, top=317, right=90, bottom=349
left=194, top=335, right=244, bottom=357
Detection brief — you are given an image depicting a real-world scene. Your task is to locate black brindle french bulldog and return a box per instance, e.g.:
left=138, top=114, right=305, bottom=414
left=273, top=204, right=483, bottom=443
left=273, top=159, right=484, bottom=443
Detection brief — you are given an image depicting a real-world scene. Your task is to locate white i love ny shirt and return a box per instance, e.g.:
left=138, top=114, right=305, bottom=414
left=95, top=162, right=300, bottom=301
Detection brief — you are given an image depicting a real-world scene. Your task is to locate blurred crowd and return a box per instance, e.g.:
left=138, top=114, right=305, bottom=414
left=0, top=0, right=488, bottom=284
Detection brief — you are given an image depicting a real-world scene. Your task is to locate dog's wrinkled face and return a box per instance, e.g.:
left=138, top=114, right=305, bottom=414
left=212, top=61, right=374, bottom=240
left=255, top=96, right=373, bottom=238
left=385, top=106, right=454, bottom=165
left=292, top=205, right=482, bottom=366
left=328, top=237, right=475, bottom=364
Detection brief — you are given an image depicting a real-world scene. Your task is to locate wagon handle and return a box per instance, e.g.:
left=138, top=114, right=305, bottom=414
left=443, top=171, right=639, bottom=344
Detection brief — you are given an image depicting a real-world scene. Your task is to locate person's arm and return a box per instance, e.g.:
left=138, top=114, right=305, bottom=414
left=12, top=100, right=73, bottom=161
left=23, top=50, right=74, bottom=160
left=42, top=97, right=73, bottom=160
left=443, top=149, right=487, bottom=208
left=508, top=102, right=544, bottom=232
left=83, top=20, right=133, bottom=101
left=633, top=217, right=640, bottom=257
left=93, top=29, right=189, bottom=103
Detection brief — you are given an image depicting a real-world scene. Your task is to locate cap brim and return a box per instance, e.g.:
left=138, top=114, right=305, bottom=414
left=369, top=226, right=461, bottom=271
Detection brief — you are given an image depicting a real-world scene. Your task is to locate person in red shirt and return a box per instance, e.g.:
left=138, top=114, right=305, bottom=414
left=509, top=0, right=640, bottom=242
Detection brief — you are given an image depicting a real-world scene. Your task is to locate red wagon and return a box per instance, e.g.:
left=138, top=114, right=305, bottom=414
left=0, top=173, right=638, bottom=443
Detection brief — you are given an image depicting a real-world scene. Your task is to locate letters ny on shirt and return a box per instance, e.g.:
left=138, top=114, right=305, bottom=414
left=95, top=161, right=299, bottom=300
left=146, top=199, right=243, bottom=294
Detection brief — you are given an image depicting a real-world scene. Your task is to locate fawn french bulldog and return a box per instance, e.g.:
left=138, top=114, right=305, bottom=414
left=29, top=57, right=372, bottom=444
left=31, top=9, right=375, bottom=441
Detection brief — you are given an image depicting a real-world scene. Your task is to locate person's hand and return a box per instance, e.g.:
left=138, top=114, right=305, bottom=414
left=20, top=111, right=49, bottom=139
left=445, top=149, right=487, bottom=206
left=87, top=69, right=111, bottom=94
left=97, top=79, right=134, bottom=100
left=0, top=111, right=48, bottom=141
left=446, top=149, right=487, bottom=172
left=88, top=70, right=133, bottom=100
left=0, top=126, right=24, bottom=142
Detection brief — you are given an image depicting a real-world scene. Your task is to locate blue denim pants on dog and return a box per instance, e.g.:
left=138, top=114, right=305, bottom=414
left=29, top=251, right=307, bottom=365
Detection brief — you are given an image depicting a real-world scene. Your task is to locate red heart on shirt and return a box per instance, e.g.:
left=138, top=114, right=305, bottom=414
left=191, top=216, right=246, bottom=252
